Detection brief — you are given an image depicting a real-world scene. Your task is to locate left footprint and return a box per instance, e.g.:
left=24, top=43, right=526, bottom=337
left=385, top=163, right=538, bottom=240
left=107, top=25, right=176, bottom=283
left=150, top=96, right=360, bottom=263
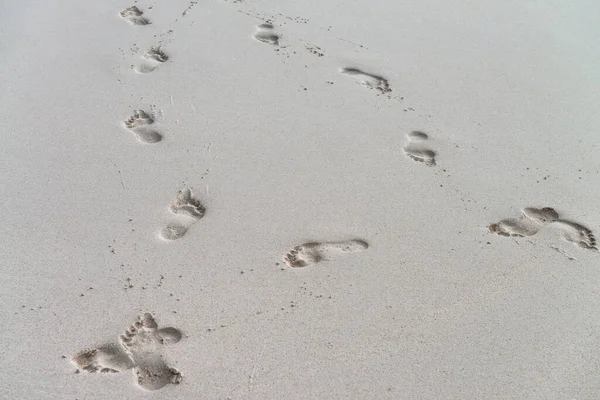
left=123, top=110, right=162, bottom=144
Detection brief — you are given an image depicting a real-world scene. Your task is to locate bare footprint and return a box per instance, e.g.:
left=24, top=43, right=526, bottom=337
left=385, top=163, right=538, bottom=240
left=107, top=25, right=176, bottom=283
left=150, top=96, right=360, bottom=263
left=119, top=314, right=183, bottom=391
left=283, top=240, right=368, bottom=268
left=72, top=343, right=134, bottom=373
left=135, top=47, right=169, bottom=74
left=170, top=188, right=205, bottom=219
left=160, top=188, right=205, bottom=241
left=489, top=207, right=597, bottom=251
left=403, top=131, right=436, bottom=166
left=120, top=6, right=151, bottom=25
left=74, top=313, right=182, bottom=391
left=254, top=23, right=279, bottom=45
left=123, top=110, right=162, bottom=143
left=160, top=222, right=188, bottom=241
left=340, top=68, right=391, bottom=93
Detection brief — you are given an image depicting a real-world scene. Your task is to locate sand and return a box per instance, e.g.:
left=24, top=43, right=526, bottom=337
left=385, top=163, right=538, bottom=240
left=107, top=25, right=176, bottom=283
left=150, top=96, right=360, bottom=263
left=2, top=0, right=600, bottom=398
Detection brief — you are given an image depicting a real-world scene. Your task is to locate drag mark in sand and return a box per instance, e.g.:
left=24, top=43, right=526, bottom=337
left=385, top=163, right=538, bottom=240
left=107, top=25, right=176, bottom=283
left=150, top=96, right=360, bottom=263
left=283, top=240, right=368, bottom=268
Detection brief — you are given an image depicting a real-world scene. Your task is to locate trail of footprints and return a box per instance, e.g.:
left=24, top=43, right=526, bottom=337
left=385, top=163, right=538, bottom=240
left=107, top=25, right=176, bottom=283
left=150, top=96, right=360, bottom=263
left=78, top=6, right=598, bottom=394
left=73, top=314, right=182, bottom=391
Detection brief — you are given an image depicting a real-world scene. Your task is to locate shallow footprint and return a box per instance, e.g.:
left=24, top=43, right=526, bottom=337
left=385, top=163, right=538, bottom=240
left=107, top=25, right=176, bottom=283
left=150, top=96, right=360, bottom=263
left=403, top=131, right=436, bottom=166
left=123, top=110, right=162, bottom=143
left=254, top=23, right=279, bottom=45
left=283, top=239, right=368, bottom=268
left=120, top=6, right=151, bottom=25
left=340, top=68, right=391, bottom=93
left=135, top=47, right=168, bottom=74
left=72, top=343, right=134, bottom=373
left=160, top=222, right=188, bottom=241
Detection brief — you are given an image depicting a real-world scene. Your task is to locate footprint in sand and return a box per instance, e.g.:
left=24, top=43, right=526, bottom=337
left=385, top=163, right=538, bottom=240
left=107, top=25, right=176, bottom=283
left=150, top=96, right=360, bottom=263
left=340, top=68, right=391, bottom=93
left=73, top=313, right=182, bottom=391
left=403, top=131, right=436, bottom=166
left=254, top=23, right=279, bottom=45
left=283, top=240, right=368, bottom=268
left=135, top=47, right=169, bottom=74
left=123, top=110, right=162, bottom=143
left=488, top=207, right=597, bottom=251
left=120, top=6, right=151, bottom=26
left=160, top=188, right=206, bottom=241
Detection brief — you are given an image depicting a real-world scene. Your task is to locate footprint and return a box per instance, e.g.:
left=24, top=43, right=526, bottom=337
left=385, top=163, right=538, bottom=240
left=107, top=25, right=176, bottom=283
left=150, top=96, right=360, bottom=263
left=120, top=6, right=151, bottom=25
left=254, top=23, right=279, bottom=45
left=159, top=188, right=206, bottom=241
left=119, top=314, right=183, bottom=391
left=160, top=222, right=188, bottom=241
left=135, top=47, right=169, bottom=74
left=403, top=131, right=436, bottom=166
left=170, top=188, right=205, bottom=219
left=283, top=239, right=368, bottom=268
left=340, top=68, right=391, bottom=93
left=489, top=207, right=597, bottom=250
left=123, top=110, right=162, bottom=144
left=73, top=313, right=182, bottom=391
left=72, top=343, right=134, bottom=373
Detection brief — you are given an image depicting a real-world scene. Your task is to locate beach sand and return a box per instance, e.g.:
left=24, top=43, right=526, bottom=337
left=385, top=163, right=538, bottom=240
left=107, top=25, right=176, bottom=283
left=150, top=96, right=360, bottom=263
left=2, top=0, right=600, bottom=398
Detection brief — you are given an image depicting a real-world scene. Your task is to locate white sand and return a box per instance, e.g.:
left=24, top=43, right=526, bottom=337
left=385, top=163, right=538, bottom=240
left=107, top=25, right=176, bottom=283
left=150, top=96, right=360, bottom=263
left=2, top=0, right=600, bottom=398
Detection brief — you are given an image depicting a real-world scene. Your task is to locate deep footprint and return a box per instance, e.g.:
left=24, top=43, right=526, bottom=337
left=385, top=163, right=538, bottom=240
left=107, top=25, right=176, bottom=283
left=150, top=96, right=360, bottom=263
left=489, top=207, right=597, bottom=250
left=403, top=131, right=436, bottom=166
left=283, top=239, right=368, bottom=268
left=253, top=23, right=279, bottom=45
left=135, top=47, right=169, bottom=74
left=123, top=110, right=162, bottom=143
left=120, top=6, right=151, bottom=25
left=340, top=68, right=391, bottom=93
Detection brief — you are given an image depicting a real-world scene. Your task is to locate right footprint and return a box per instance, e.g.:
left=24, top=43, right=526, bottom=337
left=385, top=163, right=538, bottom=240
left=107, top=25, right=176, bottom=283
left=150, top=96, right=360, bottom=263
left=340, top=68, right=391, bottom=93
left=283, top=239, right=368, bottom=268
left=123, top=110, right=162, bottom=144
left=489, top=207, right=597, bottom=251
left=253, top=23, right=279, bottom=45
left=160, top=188, right=206, bottom=241
left=120, top=6, right=151, bottom=26
left=403, top=131, right=436, bottom=166
left=135, top=47, right=169, bottom=74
